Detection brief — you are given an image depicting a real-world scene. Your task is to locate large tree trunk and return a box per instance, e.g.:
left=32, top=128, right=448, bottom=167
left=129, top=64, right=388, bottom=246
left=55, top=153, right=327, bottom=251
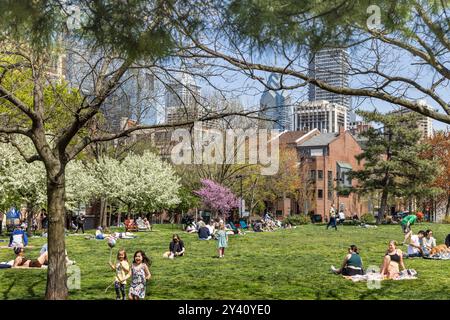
left=446, top=193, right=450, bottom=218
left=45, top=173, right=68, bottom=300
left=26, top=202, right=33, bottom=237
left=378, top=188, right=389, bottom=225
left=99, top=198, right=108, bottom=228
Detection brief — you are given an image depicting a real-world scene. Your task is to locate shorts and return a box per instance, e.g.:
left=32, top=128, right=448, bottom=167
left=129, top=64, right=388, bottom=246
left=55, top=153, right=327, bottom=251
left=401, top=224, right=410, bottom=234
left=29, top=260, right=42, bottom=268
left=342, top=267, right=364, bottom=276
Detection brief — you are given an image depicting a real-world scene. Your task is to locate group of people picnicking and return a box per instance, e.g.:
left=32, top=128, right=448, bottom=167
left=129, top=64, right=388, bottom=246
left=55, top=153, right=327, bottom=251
left=332, top=213, right=450, bottom=280
left=124, top=216, right=152, bottom=232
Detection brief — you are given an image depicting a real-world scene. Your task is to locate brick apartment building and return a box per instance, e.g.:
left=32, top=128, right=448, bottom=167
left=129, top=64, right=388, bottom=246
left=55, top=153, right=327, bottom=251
left=278, top=127, right=367, bottom=220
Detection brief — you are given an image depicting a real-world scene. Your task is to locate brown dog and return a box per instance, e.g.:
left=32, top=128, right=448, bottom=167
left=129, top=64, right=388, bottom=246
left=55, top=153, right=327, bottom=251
left=429, top=244, right=450, bottom=256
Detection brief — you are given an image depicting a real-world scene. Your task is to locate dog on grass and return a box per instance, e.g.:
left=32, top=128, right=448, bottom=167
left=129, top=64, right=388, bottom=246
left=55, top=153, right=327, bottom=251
left=429, top=244, right=450, bottom=256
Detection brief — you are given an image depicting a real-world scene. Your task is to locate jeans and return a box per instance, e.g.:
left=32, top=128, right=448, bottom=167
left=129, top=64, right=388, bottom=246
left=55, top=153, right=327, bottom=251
left=114, top=281, right=126, bottom=300
left=326, top=217, right=337, bottom=230
left=405, top=252, right=422, bottom=258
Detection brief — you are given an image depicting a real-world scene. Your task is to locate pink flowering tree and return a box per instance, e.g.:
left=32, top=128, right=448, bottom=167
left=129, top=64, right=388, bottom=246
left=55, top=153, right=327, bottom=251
left=194, top=179, right=239, bottom=219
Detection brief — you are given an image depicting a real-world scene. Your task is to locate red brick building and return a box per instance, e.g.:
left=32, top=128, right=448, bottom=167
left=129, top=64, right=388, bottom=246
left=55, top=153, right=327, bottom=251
left=278, top=128, right=367, bottom=220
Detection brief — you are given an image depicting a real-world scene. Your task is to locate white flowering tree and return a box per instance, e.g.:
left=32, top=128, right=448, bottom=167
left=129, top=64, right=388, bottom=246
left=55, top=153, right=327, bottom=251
left=0, top=142, right=46, bottom=232
left=65, top=160, right=103, bottom=211
left=96, top=151, right=181, bottom=222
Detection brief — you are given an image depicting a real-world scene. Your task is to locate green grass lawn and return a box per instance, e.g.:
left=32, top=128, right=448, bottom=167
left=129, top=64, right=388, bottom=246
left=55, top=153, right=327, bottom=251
left=0, top=223, right=449, bottom=300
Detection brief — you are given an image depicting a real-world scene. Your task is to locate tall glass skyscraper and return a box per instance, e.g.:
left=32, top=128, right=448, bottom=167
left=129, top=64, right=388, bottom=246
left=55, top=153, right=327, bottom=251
left=259, top=73, right=293, bottom=131
left=308, top=48, right=351, bottom=109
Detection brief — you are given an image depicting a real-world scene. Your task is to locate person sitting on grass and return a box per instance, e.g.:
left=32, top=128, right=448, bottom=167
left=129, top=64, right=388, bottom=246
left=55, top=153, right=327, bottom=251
left=163, top=234, right=186, bottom=259
left=331, top=245, right=364, bottom=276
left=206, top=220, right=215, bottom=237
left=423, top=229, right=436, bottom=252
left=380, top=240, right=406, bottom=279
left=185, top=221, right=197, bottom=233
left=143, top=218, right=152, bottom=231
left=405, top=230, right=426, bottom=258
left=253, top=220, right=263, bottom=232
left=9, top=224, right=28, bottom=248
left=198, top=224, right=212, bottom=240
left=13, top=246, right=48, bottom=268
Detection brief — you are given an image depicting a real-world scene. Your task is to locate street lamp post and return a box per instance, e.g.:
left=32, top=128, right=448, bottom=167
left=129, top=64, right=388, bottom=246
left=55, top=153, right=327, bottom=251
left=236, top=175, right=244, bottom=219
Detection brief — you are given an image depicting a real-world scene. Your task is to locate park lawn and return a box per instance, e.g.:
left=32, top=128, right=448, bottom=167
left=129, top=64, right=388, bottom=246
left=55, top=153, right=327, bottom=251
left=0, top=223, right=449, bottom=300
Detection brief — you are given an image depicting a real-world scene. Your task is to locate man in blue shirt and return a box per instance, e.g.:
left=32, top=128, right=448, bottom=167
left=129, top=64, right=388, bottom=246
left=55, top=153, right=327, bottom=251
left=9, top=224, right=28, bottom=247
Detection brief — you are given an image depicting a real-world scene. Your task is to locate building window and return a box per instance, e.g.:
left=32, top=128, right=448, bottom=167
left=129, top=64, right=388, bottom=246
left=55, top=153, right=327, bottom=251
left=310, top=170, right=316, bottom=180
left=318, top=189, right=323, bottom=199
left=337, top=162, right=352, bottom=187
left=311, top=148, right=323, bottom=156
left=318, top=170, right=323, bottom=180
left=327, top=170, right=333, bottom=199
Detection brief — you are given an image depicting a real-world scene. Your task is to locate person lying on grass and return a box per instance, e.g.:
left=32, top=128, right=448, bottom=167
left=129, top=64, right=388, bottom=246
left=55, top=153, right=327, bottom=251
left=380, top=240, right=407, bottom=279
left=331, top=245, right=364, bottom=276
left=12, top=246, right=48, bottom=268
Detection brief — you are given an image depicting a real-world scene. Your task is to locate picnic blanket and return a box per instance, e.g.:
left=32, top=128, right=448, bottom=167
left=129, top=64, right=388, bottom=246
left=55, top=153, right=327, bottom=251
left=344, top=269, right=418, bottom=282
left=424, top=252, right=450, bottom=260
left=0, top=246, right=34, bottom=249
left=0, top=260, right=47, bottom=269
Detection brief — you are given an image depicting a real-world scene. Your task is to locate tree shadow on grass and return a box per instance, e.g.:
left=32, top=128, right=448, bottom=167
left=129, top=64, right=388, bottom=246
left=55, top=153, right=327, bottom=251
left=2, top=278, right=16, bottom=300
left=26, top=278, right=46, bottom=299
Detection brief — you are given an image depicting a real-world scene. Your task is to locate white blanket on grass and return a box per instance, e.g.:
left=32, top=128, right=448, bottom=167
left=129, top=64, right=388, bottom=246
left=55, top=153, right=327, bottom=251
left=346, top=269, right=418, bottom=282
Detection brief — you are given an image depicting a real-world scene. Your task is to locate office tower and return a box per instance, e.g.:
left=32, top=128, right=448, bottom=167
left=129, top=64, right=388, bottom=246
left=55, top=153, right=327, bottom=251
left=308, top=48, right=351, bottom=109
left=390, top=101, right=434, bottom=139
left=294, top=100, right=348, bottom=133
left=259, top=73, right=293, bottom=131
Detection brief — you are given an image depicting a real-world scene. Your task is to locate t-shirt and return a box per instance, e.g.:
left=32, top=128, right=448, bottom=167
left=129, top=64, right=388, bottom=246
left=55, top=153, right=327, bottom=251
left=346, top=253, right=363, bottom=268
left=423, top=237, right=436, bottom=249
left=198, top=227, right=210, bottom=239
left=339, top=212, right=345, bottom=220
left=401, top=215, right=417, bottom=225
left=115, top=260, right=130, bottom=284
left=206, top=225, right=214, bottom=234
left=408, top=235, right=421, bottom=255
left=329, top=207, right=336, bottom=218
left=169, top=240, right=185, bottom=253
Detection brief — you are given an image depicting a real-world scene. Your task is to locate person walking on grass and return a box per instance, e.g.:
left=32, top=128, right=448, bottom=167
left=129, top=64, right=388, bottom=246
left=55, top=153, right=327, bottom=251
left=326, top=204, right=338, bottom=231
left=76, top=214, right=86, bottom=234
left=217, top=222, right=228, bottom=258
left=109, top=249, right=130, bottom=300
left=129, top=250, right=151, bottom=300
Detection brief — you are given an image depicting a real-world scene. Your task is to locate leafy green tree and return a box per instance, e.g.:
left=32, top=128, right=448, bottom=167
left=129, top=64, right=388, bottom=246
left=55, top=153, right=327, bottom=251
left=349, top=110, right=441, bottom=224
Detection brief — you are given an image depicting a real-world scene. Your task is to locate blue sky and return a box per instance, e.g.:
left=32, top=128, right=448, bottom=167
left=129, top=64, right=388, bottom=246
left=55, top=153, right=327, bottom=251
left=199, top=47, right=449, bottom=132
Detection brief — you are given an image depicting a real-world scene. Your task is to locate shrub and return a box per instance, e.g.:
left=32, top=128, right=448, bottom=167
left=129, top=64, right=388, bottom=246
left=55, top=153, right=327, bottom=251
left=284, top=214, right=311, bottom=226
left=343, top=219, right=358, bottom=226
left=360, top=213, right=376, bottom=224
left=441, top=216, right=450, bottom=224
